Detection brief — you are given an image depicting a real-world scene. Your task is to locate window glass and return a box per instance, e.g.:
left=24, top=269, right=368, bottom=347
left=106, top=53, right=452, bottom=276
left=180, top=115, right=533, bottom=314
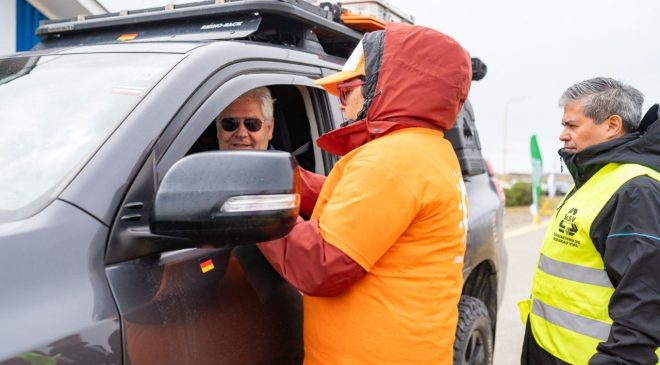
left=0, top=53, right=182, bottom=222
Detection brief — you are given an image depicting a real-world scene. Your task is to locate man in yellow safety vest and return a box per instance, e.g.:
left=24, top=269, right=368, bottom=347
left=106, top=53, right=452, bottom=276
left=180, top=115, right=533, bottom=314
left=520, top=77, right=660, bottom=365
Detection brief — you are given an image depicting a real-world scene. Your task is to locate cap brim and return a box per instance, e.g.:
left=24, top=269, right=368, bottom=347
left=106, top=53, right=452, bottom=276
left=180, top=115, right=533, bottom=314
left=315, top=70, right=363, bottom=96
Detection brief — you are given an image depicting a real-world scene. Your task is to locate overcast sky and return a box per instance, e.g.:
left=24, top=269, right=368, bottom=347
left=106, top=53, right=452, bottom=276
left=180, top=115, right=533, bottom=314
left=102, top=0, right=660, bottom=174
left=389, top=0, right=660, bottom=174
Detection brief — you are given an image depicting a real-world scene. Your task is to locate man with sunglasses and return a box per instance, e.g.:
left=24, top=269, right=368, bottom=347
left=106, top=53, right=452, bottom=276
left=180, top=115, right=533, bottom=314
left=337, top=77, right=366, bottom=122
left=215, top=86, right=324, bottom=216
left=257, top=23, right=472, bottom=365
left=216, top=87, right=275, bottom=151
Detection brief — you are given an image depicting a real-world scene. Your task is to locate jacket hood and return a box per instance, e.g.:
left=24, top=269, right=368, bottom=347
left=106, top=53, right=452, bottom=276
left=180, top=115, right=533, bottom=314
left=317, top=23, right=472, bottom=156
left=561, top=104, right=660, bottom=185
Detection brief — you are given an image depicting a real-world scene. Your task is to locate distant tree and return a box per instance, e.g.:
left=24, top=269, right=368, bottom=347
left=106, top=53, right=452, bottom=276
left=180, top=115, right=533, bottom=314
left=504, top=181, right=533, bottom=207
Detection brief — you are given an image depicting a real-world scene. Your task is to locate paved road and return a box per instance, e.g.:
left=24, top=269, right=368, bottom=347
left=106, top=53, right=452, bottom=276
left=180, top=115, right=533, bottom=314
left=492, top=212, right=550, bottom=365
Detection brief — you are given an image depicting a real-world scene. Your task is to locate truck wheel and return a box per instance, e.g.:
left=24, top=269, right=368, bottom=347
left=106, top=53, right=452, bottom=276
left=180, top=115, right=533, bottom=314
left=453, top=295, right=493, bottom=365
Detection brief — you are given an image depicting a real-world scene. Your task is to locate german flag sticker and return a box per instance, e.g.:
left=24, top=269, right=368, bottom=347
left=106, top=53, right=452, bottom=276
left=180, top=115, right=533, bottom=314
left=117, top=33, right=138, bottom=41
left=199, top=257, right=215, bottom=273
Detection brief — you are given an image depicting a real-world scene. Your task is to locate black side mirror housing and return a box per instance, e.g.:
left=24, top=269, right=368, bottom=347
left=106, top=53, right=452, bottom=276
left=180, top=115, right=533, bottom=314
left=150, top=151, right=300, bottom=245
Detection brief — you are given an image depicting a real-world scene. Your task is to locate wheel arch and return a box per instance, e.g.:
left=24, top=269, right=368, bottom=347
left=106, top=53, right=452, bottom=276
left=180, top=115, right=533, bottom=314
left=462, top=259, right=498, bottom=335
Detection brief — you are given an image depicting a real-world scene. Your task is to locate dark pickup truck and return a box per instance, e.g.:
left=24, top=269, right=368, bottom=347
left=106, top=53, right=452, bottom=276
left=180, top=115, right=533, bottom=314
left=0, top=1, right=506, bottom=364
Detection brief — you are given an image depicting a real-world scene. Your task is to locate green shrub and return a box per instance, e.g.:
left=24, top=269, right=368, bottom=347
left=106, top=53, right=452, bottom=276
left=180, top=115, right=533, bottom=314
left=504, top=181, right=533, bottom=207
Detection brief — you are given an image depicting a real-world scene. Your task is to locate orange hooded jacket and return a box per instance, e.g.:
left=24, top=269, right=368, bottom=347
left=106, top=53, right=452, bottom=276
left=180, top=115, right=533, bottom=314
left=259, top=22, right=471, bottom=365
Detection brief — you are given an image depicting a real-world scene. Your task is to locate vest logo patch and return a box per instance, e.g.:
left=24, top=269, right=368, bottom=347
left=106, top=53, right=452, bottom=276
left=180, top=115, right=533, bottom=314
left=553, top=208, right=580, bottom=247
left=558, top=208, right=578, bottom=236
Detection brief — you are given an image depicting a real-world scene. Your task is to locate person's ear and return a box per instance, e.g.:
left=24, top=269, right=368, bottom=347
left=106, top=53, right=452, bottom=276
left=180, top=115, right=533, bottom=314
left=605, top=114, right=625, bottom=137
left=267, top=119, right=274, bottom=140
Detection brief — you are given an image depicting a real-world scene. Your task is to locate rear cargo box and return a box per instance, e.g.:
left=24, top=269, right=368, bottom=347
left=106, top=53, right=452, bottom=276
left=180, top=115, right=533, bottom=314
left=340, top=0, right=414, bottom=24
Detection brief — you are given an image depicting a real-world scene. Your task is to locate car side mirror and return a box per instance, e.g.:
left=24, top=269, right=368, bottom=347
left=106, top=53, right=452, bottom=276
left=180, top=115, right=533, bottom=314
left=150, top=151, right=300, bottom=246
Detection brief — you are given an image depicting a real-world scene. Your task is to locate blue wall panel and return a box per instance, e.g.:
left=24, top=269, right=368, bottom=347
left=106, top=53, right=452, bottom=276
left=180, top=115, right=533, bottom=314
left=16, top=0, right=47, bottom=51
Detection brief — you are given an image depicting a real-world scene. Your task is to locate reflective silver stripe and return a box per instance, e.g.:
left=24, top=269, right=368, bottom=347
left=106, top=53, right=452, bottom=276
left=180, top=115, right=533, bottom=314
left=539, top=254, right=613, bottom=288
left=532, top=299, right=611, bottom=342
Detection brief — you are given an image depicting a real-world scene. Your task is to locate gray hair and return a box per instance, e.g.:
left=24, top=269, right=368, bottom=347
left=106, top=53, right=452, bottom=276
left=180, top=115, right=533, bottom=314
left=236, top=86, right=274, bottom=121
left=558, top=77, right=644, bottom=132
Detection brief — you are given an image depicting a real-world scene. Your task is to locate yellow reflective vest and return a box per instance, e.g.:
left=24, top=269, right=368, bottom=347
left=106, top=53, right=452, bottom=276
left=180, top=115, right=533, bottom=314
left=519, top=163, right=660, bottom=365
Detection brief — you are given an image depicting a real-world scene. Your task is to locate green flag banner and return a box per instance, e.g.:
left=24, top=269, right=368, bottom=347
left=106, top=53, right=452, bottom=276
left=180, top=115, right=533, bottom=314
left=530, top=135, right=543, bottom=216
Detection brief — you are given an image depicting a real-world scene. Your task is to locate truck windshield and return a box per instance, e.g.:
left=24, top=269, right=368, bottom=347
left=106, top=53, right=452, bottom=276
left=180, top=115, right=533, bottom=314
left=0, top=53, right=181, bottom=223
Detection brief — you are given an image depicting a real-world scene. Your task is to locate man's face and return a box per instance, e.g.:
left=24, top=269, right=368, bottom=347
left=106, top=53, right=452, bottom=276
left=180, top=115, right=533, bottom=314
left=560, top=102, right=616, bottom=153
left=217, top=98, right=273, bottom=150
left=339, top=79, right=366, bottom=122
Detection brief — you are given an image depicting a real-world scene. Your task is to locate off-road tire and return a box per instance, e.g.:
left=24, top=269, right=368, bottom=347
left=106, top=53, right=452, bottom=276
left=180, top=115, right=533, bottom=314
left=453, top=295, right=494, bottom=365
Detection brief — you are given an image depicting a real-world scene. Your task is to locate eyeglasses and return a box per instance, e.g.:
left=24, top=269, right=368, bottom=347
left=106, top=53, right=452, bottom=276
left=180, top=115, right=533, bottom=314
left=337, top=79, right=365, bottom=106
left=219, top=117, right=263, bottom=132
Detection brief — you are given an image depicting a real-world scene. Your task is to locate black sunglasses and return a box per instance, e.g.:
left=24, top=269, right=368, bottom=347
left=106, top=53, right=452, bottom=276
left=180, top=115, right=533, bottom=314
left=219, top=117, right=263, bottom=132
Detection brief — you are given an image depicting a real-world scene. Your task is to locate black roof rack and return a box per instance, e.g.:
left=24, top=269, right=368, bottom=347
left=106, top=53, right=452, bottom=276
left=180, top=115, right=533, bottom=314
left=35, top=0, right=362, bottom=58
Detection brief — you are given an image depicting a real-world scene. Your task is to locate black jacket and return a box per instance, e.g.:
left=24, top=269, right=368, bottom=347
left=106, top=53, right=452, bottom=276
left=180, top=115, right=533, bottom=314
left=523, top=106, right=660, bottom=365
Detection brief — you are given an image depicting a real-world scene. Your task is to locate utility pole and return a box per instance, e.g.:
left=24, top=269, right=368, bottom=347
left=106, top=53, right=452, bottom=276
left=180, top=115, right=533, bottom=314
left=502, top=96, right=527, bottom=181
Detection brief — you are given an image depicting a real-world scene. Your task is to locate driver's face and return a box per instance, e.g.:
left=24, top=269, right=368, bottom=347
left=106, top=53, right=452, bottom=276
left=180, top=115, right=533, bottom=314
left=217, top=98, right=273, bottom=150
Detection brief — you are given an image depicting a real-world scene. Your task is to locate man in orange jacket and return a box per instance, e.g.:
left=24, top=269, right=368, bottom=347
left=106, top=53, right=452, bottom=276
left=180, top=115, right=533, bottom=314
left=259, top=23, right=472, bottom=365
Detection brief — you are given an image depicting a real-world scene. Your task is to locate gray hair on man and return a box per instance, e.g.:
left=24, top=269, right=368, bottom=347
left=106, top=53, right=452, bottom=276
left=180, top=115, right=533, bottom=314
left=558, top=77, right=644, bottom=132
left=215, top=86, right=275, bottom=128
left=238, top=86, right=275, bottom=121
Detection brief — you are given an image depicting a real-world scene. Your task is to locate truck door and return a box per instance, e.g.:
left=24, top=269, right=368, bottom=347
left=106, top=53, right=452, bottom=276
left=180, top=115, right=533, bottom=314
left=106, top=66, right=336, bottom=365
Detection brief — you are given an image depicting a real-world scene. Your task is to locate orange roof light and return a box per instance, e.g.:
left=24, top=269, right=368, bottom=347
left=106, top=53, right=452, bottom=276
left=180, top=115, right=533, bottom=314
left=117, top=33, right=138, bottom=41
